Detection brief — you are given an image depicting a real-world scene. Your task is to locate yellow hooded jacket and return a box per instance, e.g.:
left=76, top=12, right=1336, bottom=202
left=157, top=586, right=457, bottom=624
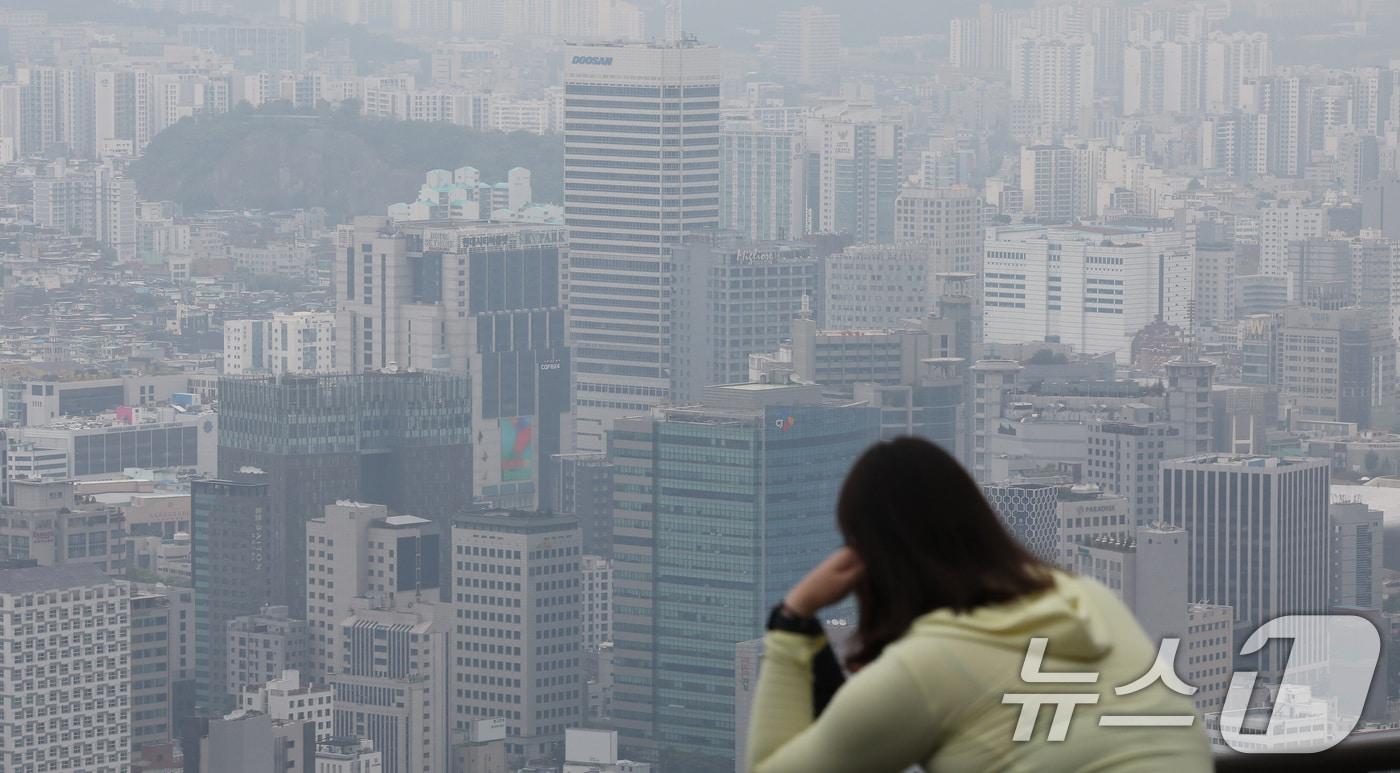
left=746, top=571, right=1214, bottom=772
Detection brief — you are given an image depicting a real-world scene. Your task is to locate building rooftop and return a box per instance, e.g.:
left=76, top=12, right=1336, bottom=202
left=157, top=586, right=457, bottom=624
left=1169, top=454, right=1324, bottom=469
left=453, top=509, right=578, bottom=534
left=0, top=563, right=117, bottom=594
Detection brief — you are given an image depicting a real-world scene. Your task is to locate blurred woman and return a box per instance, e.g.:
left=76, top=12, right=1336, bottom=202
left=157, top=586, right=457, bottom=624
left=747, top=436, right=1211, bottom=772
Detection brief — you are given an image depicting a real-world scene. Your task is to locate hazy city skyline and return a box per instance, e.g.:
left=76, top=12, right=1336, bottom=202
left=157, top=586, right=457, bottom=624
left=0, top=0, right=1398, bottom=771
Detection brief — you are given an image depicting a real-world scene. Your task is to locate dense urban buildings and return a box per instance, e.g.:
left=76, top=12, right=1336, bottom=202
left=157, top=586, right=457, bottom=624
left=2, top=1, right=1399, bottom=770
left=216, top=370, right=471, bottom=617
left=334, top=218, right=569, bottom=508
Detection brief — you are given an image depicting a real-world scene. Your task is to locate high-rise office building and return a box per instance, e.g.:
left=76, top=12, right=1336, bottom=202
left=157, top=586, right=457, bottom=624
left=1182, top=603, right=1234, bottom=715
left=1277, top=307, right=1395, bottom=430
left=1160, top=454, right=1330, bottom=674
left=851, top=357, right=965, bottom=459
left=804, top=103, right=904, bottom=244
left=548, top=453, right=615, bottom=558
left=982, top=482, right=1059, bottom=563
left=982, top=224, right=1193, bottom=358
left=1330, top=500, right=1383, bottom=610
left=192, top=473, right=275, bottom=714
left=131, top=589, right=175, bottom=755
left=948, top=16, right=981, bottom=70
left=773, top=6, right=841, bottom=87
left=669, top=238, right=818, bottom=401
left=332, top=602, right=450, bottom=773
left=1019, top=145, right=1078, bottom=221
left=753, top=312, right=960, bottom=396
left=894, top=185, right=986, bottom=291
left=719, top=120, right=806, bottom=242
left=1085, top=407, right=1185, bottom=526
left=0, top=564, right=131, bottom=771
left=607, top=382, right=878, bottom=762
left=448, top=511, right=584, bottom=763
left=1192, top=237, right=1239, bottom=326
left=217, top=371, right=471, bottom=618
left=564, top=42, right=724, bottom=453
left=305, top=503, right=441, bottom=679
left=188, top=710, right=315, bottom=773
left=334, top=219, right=567, bottom=509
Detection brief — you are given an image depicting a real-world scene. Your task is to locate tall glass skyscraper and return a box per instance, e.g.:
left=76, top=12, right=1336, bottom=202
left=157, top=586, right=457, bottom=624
left=216, top=370, right=471, bottom=618
left=563, top=41, right=723, bottom=453
left=335, top=219, right=570, bottom=508
left=608, top=384, right=879, bottom=764
left=191, top=474, right=273, bottom=714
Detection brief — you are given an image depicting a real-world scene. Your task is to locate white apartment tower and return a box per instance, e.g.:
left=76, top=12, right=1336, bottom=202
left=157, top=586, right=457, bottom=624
left=1205, top=32, right=1270, bottom=113
left=1259, top=201, right=1326, bottom=281
left=719, top=119, right=806, bottom=242
left=1009, top=33, right=1096, bottom=138
left=224, top=312, right=339, bottom=375
left=774, top=6, right=841, bottom=87
left=564, top=42, right=723, bottom=453
left=0, top=565, right=130, bottom=772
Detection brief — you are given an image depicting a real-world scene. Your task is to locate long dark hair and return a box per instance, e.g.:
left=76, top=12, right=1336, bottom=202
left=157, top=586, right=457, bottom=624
left=838, top=436, right=1054, bottom=668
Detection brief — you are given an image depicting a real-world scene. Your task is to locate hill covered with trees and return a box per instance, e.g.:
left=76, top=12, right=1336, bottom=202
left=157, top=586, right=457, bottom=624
left=131, top=103, right=563, bottom=221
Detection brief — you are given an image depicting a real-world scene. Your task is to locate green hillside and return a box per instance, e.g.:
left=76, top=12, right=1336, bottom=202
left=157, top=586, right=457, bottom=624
left=131, top=103, right=563, bottom=221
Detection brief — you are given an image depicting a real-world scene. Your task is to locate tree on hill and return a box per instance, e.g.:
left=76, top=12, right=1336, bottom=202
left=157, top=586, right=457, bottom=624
left=131, top=104, right=563, bottom=222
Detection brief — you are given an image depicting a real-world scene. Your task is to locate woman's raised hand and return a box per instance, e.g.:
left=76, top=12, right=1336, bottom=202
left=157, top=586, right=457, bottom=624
left=783, top=546, right=866, bottom=618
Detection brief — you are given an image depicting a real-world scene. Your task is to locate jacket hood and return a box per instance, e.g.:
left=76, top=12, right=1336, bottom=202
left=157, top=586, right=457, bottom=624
left=907, top=572, right=1113, bottom=662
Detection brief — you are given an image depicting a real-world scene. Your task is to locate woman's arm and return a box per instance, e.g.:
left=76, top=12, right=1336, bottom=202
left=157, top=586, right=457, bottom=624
left=746, top=632, right=940, bottom=773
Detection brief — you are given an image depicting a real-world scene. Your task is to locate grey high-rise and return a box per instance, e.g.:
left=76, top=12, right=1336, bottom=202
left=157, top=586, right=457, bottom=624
left=564, top=41, right=723, bottom=453
left=216, top=371, right=471, bottom=620
left=1160, top=454, right=1330, bottom=675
